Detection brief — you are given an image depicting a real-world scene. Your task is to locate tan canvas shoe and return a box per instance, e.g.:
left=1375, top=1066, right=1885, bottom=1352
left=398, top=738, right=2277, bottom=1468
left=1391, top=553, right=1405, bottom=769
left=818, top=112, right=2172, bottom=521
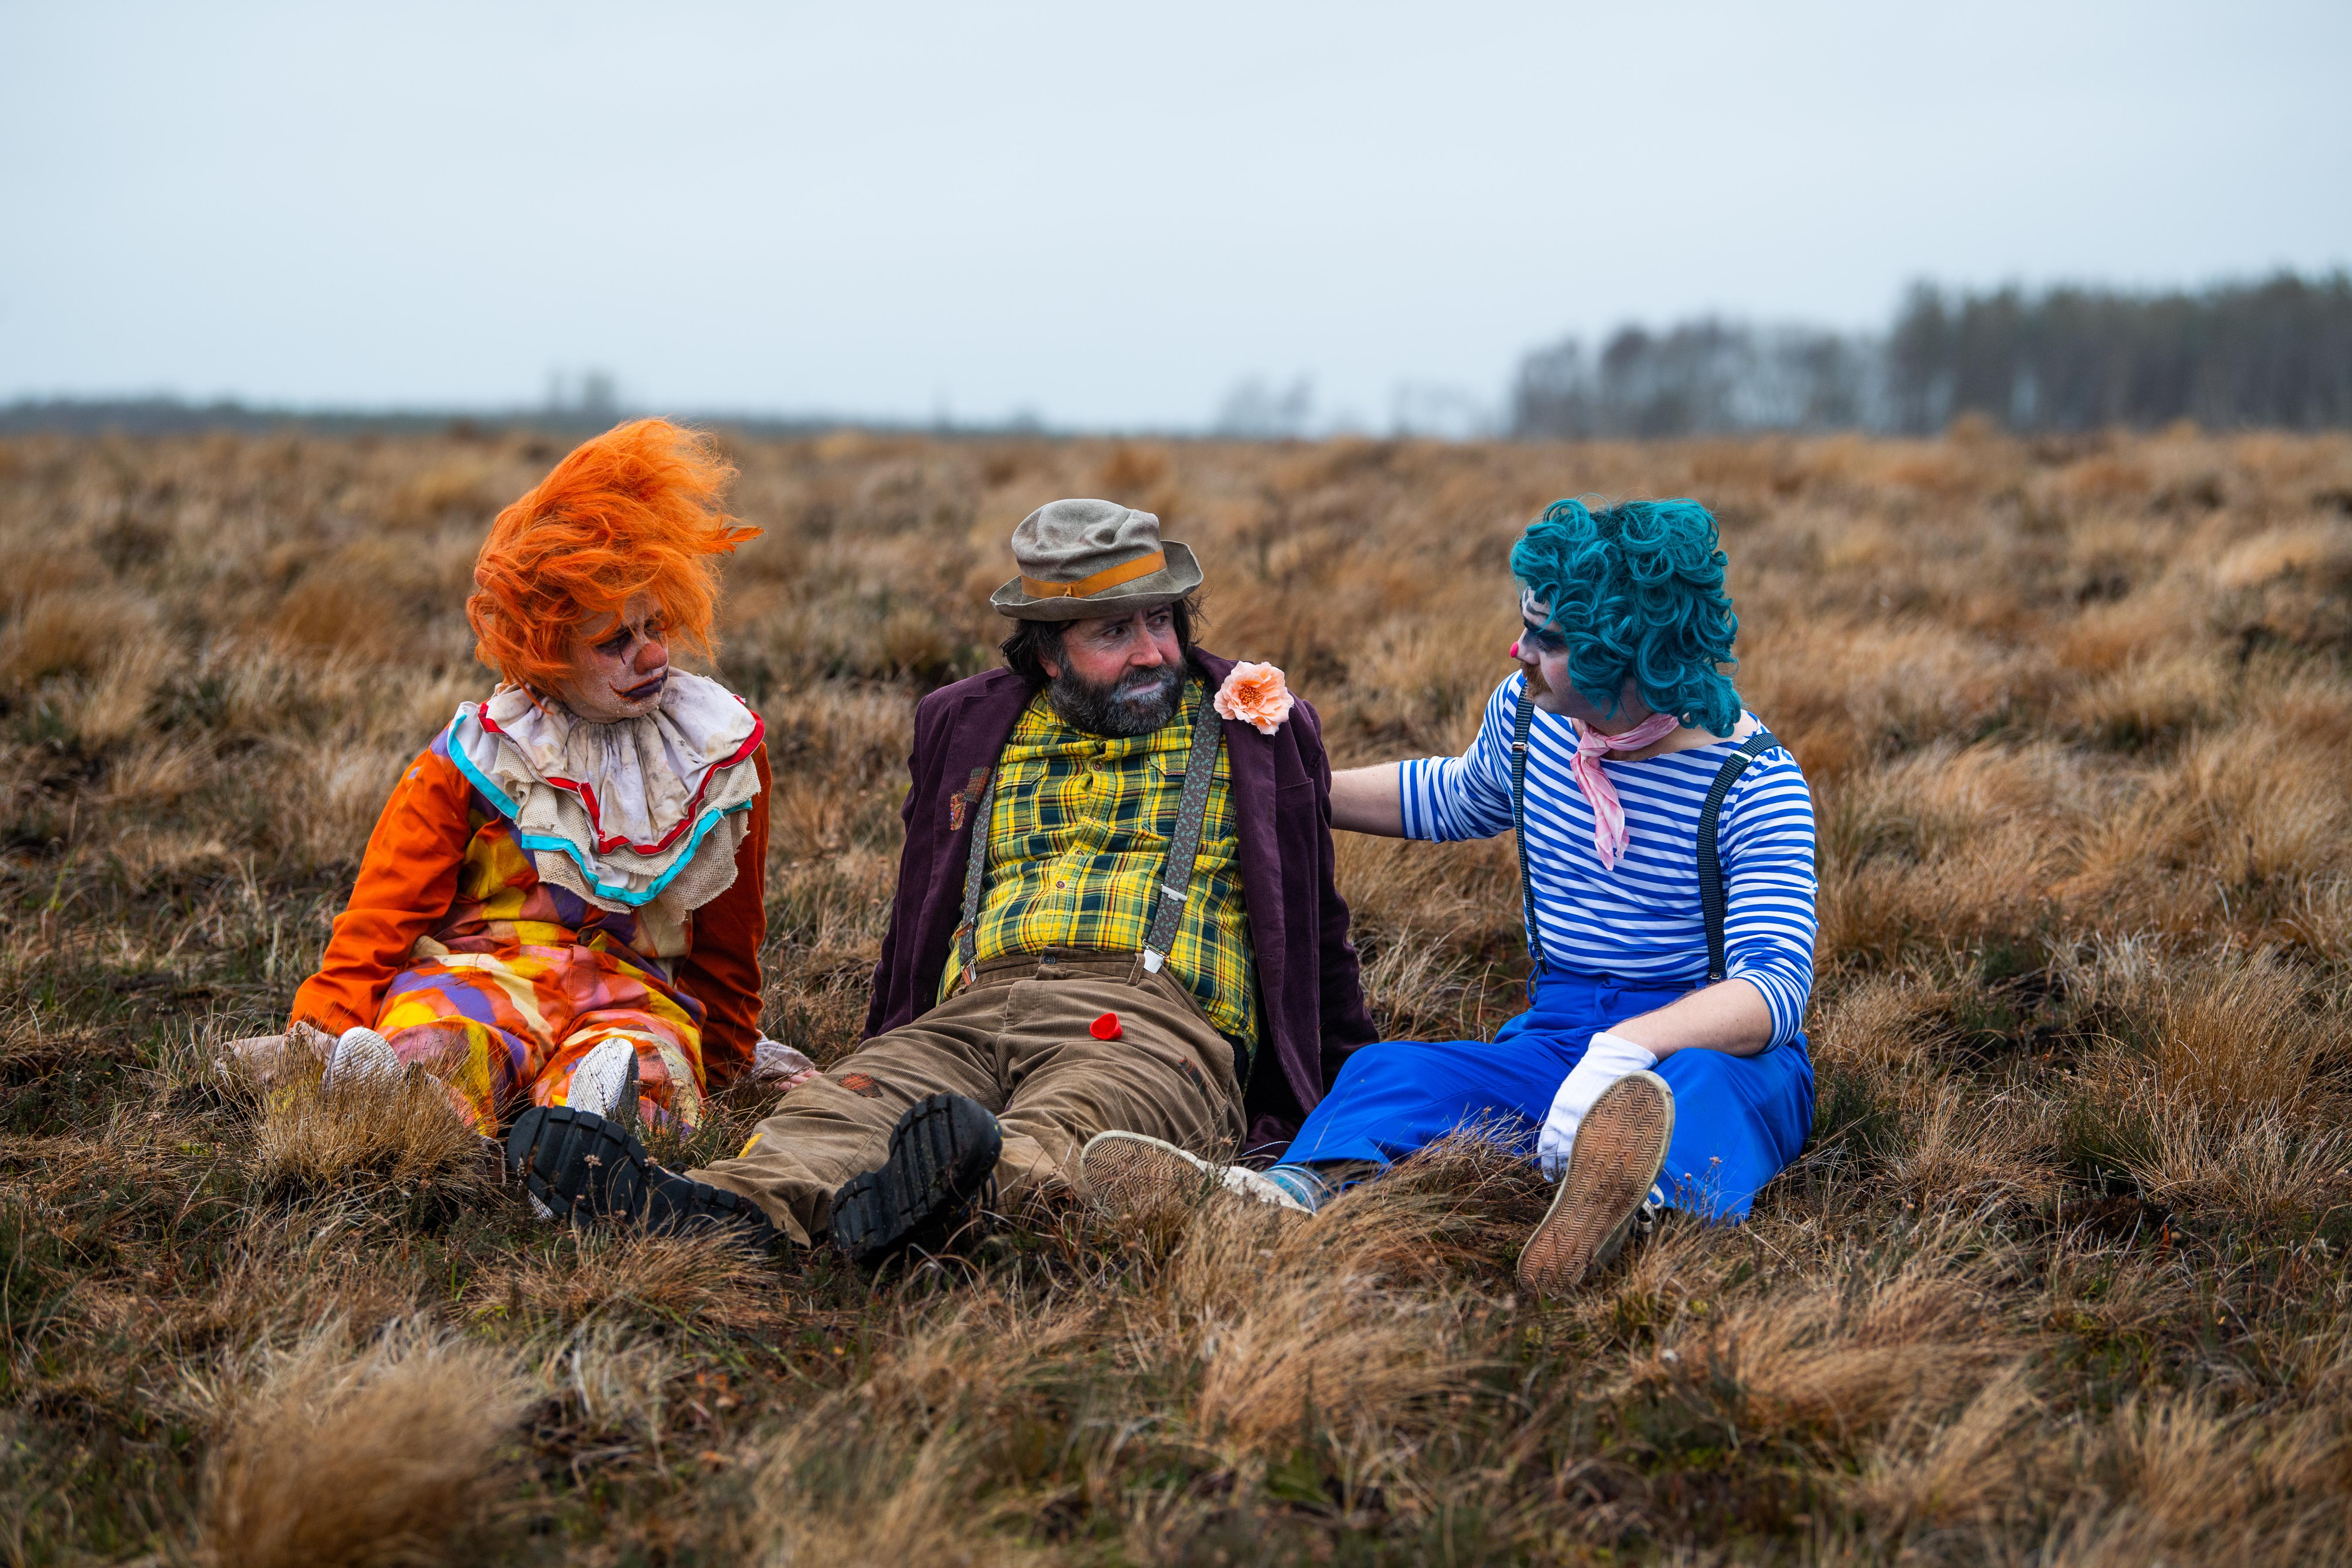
left=1518, top=1070, right=1675, bottom=1297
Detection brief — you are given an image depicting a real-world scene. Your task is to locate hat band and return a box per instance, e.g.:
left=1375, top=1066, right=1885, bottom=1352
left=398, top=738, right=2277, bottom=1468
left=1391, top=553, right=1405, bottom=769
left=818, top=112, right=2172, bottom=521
left=1019, top=549, right=1168, bottom=601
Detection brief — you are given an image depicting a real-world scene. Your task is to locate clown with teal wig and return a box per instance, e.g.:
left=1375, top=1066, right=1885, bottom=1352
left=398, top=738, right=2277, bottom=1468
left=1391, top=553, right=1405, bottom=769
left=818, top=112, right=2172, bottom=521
left=1511, top=497, right=1746, bottom=737
left=1074, top=497, right=1819, bottom=1294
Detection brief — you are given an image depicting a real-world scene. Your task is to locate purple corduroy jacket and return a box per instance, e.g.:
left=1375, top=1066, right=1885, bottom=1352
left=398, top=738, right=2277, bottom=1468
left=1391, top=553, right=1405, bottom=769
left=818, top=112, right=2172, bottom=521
left=860, top=651, right=1377, bottom=1156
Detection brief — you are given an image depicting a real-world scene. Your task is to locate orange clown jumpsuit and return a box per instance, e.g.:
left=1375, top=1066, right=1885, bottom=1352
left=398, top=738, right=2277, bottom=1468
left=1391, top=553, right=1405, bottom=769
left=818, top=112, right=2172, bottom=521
left=287, top=724, right=769, bottom=1133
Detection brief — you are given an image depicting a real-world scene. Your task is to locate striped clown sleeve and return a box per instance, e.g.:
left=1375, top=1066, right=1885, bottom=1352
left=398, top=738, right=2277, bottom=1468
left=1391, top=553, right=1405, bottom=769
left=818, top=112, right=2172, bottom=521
left=1714, top=760, right=1819, bottom=1048
left=1396, top=676, right=1523, bottom=842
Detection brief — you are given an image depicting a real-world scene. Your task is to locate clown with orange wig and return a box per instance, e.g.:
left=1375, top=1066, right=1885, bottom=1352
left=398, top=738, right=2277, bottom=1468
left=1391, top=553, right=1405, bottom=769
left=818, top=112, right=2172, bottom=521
left=274, top=421, right=781, bottom=1231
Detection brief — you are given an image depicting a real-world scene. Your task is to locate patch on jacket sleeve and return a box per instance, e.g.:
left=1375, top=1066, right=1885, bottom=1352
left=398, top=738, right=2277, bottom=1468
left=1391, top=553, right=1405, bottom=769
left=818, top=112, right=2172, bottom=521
left=837, top=1071, right=883, bottom=1098
left=947, top=767, right=991, bottom=832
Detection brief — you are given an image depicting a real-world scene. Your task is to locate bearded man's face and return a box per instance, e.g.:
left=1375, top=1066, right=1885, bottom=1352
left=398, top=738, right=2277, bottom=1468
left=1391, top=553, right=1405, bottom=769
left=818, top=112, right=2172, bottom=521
left=1042, top=605, right=1188, bottom=736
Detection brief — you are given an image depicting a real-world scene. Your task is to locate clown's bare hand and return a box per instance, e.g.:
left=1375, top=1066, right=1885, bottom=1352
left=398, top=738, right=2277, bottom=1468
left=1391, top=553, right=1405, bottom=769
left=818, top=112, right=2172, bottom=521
left=1536, top=1031, right=1658, bottom=1179
left=215, top=1020, right=334, bottom=1086
left=750, top=1038, right=821, bottom=1092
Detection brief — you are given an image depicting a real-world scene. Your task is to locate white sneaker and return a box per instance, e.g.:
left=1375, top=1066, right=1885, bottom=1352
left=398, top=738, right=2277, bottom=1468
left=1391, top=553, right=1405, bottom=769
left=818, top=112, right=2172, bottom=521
left=323, top=1026, right=402, bottom=1089
left=1221, top=1160, right=1311, bottom=1213
left=1078, top=1131, right=1312, bottom=1217
left=566, top=1037, right=642, bottom=1127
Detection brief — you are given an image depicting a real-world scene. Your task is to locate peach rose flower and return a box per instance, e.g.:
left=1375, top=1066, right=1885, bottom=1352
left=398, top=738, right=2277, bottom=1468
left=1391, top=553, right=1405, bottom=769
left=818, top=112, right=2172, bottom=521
left=1214, top=661, right=1294, bottom=735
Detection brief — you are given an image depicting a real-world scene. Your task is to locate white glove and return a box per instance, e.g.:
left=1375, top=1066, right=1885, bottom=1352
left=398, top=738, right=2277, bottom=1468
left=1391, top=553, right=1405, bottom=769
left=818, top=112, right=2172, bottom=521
left=750, top=1038, right=821, bottom=1089
left=1537, top=1031, right=1658, bottom=1179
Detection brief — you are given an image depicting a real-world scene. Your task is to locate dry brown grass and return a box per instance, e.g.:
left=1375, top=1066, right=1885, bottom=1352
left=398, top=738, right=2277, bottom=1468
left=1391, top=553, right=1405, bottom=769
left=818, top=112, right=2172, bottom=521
left=246, top=1037, right=496, bottom=1201
left=5, top=424, right=2352, bottom=1563
left=475, top=1228, right=785, bottom=1333
left=192, top=1318, right=528, bottom=1568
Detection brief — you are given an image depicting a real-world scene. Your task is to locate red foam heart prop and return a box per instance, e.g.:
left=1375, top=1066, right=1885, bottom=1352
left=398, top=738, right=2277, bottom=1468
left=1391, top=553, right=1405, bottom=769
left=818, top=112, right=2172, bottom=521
left=1090, top=1011, right=1123, bottom=1041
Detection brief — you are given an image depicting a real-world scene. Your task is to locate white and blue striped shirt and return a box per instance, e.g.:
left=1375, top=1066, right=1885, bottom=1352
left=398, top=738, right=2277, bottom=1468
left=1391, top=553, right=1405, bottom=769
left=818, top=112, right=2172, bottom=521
left=1399, top=674, right=1818, bottom=1048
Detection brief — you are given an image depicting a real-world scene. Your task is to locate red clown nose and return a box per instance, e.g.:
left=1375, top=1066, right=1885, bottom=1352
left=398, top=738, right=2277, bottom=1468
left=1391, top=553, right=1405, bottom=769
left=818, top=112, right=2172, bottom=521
left=1090, top=1012, right=1123, bottom=1041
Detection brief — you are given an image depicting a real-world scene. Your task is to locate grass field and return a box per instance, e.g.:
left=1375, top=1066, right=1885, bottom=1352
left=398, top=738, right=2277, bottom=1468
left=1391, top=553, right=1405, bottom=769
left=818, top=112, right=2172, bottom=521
left=4, top=423, right=2352, bottom=1566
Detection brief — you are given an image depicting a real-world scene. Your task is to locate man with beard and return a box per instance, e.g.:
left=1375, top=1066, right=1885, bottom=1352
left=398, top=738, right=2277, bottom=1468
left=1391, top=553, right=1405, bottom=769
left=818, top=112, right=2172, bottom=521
left=507, top=499, right=1375, bottom=1261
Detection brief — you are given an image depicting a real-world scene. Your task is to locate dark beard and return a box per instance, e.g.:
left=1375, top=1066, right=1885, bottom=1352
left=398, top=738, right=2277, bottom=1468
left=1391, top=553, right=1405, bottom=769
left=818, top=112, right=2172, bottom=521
left=1046, top=659, right=1187, bottom=737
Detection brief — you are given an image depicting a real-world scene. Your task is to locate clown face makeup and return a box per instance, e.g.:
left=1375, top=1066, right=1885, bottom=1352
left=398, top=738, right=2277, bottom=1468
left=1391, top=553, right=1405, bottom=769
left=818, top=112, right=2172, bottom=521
left=1509, top=591, right=1576, bottom=716
left=1511, top=591, right=1659, bottom=734
left=557, top=591, right=672, bottom=723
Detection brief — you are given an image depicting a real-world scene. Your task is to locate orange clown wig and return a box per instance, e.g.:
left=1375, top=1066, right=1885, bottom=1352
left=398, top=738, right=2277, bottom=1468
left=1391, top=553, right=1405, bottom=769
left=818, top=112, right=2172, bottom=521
left=466, top=419, right=759, bottom=694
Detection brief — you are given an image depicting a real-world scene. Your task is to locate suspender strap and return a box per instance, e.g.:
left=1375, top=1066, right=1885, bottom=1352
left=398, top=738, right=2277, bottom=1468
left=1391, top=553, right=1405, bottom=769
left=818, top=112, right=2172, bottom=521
left=953, top=686, right=1225, bottom=983
left=1139, top=688, right=1226, bottom=972
left=953, top=769, right=997, bottom=984
left=1509, top=683, right=1545, bottom=973
left=1698, top=730, right=1778, bottom=984
left=1513, top=687, right=1778, bottom=987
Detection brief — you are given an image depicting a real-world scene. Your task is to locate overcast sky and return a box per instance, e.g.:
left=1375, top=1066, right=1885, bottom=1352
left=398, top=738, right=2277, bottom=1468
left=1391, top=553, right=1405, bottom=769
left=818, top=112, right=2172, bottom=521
left=4, top=0, right=2347, bottom=430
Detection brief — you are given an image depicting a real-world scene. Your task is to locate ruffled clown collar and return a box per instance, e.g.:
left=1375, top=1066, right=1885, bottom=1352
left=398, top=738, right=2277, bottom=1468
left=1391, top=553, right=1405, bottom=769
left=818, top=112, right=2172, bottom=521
left=445, top=673, right=764, bottom=910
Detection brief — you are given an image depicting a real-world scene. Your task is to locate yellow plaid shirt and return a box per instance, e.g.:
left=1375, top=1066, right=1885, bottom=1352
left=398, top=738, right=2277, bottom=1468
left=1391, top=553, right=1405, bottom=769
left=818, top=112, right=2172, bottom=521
left=939, top=679, right=1260, bottom=1052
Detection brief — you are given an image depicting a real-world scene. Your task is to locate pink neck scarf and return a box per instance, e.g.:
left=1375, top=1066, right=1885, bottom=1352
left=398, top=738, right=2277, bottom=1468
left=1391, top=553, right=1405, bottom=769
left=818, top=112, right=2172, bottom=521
left=1568, top=713, right=1683, bottom=870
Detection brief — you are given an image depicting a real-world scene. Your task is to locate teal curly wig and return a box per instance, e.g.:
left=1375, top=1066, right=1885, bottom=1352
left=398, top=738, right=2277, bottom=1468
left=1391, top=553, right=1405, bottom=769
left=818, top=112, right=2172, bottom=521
left=1509, top=497, right=1743, bottom=734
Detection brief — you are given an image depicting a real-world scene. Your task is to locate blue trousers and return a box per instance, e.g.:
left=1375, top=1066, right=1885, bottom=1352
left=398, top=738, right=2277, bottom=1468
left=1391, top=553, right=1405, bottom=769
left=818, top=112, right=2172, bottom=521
left=1281, top=971, right=1814, bottom=1220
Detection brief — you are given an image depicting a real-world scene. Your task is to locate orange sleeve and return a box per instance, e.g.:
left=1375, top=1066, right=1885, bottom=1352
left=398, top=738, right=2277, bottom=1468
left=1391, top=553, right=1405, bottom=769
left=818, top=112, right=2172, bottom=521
left=287, top=747, right=473, bottom=1037
left=679, top=743, right=770, bottom=1088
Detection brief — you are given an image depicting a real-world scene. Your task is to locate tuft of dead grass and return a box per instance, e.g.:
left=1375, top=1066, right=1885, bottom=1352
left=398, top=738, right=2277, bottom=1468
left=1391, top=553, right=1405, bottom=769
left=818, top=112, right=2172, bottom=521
left=1167, top=1196, right=1490, bottom=1453
left=1627, top=1218, right=2015, bottom=1452
left=1840, top=1361, right=2041, bottom=1539
left=194, top=1318, right=528, bottom=1568
left=476, top=1228, right=782, bottom=1331
left=247, top=1039, right=495, bottom=1200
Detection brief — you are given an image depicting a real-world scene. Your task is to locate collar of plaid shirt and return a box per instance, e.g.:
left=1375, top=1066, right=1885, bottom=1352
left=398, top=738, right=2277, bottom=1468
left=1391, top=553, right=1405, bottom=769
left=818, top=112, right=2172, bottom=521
left=937, top=679, right=1261, bottom=1051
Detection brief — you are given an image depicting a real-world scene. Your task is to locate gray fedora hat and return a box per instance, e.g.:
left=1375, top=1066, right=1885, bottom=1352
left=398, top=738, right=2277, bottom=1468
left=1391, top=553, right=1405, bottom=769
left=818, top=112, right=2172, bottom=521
left=989, top=498, right=1204, bottom=621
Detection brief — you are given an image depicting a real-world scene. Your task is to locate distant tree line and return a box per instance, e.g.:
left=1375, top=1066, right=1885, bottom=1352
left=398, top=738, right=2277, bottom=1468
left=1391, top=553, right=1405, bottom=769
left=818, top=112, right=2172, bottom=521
left=1513, top=323, right=1882, bottom=439
left=1512, top=270, right=2352, bottom=437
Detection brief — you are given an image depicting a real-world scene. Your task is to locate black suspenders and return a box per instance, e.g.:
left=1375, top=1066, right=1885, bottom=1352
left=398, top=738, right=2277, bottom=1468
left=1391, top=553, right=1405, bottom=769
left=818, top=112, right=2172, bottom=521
left=1697, top=729, right=1780, bottom=983
left=1508, top=683, right=1779, bottom=992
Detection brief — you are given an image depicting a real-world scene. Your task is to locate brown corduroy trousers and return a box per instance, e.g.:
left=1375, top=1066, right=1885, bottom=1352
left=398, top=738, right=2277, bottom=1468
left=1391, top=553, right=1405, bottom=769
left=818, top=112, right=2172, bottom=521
left=689, top=950, right=1247, bottom=1245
